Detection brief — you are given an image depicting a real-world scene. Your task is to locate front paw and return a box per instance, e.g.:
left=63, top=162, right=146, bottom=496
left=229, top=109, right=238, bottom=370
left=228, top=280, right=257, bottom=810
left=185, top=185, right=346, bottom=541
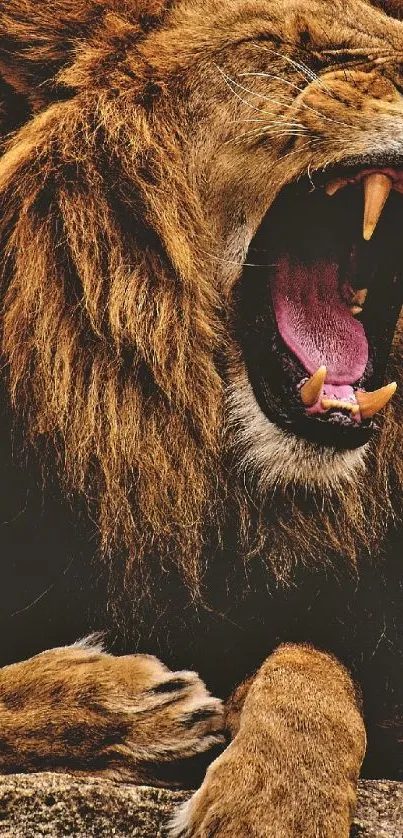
left=0, top=638, right=224, bottom=784
left=169, top=738, right=353, bottom=838
left=170, top=743, right=253, bottom=838
left=131, top=654, right=225, bottom=768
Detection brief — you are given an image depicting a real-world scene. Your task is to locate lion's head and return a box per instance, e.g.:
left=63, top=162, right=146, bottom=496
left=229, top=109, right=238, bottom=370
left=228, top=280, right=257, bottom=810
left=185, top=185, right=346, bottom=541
left=1, top=0, right=403, bottom=592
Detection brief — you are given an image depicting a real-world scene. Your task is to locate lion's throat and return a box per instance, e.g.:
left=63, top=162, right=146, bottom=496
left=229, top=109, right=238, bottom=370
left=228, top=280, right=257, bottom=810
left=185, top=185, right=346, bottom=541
left=271, top=254, right=368, bottom=386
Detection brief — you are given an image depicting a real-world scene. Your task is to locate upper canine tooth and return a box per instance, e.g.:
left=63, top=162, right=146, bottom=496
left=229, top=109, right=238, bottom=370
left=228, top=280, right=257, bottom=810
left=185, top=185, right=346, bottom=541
left=363, top=173, right=392, bottom=241
left=326, top=178, right=347, bottom=196
left=356, top=382, right=397, bottom=419
left=301, top=365, right=327, bottom=407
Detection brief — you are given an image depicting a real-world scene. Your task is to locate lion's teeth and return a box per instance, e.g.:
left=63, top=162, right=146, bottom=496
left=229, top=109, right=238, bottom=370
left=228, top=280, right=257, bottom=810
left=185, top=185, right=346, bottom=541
left=347, top=288, right=367, bottom=315
left=356, top=382, right=397, bottom=419
left=326, top=178, right=347, bottom=196
left=351, top=288, right=368, bottom=306
left=300, top=366, right=327, bottom=407
left=319, top=383, right=396, bottom=418
left=322, top=398, right=359, bottom=414
left=363, top=173, right=392, bottom=241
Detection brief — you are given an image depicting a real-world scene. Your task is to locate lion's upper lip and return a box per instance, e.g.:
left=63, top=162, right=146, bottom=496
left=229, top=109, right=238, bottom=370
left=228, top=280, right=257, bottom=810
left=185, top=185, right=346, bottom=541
left=325, top=166, right=403, bottom=194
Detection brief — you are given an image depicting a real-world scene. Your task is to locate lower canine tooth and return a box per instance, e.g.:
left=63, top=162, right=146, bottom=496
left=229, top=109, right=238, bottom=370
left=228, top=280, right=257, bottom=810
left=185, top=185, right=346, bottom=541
left=356, top=382, right=397, bottom=419
left=363, top=173, right=392, bottom=241
left=301, top=365, right=327, bottom=407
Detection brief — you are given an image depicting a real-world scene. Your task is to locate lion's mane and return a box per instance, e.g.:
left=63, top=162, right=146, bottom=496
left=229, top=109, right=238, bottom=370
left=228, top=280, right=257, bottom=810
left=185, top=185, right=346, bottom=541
left=1, top=0, right=403, bottom=598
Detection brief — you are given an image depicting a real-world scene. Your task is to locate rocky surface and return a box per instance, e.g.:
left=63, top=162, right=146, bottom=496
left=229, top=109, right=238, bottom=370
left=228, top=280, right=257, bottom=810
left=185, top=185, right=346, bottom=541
left=0, top=773, right=401, bottom=837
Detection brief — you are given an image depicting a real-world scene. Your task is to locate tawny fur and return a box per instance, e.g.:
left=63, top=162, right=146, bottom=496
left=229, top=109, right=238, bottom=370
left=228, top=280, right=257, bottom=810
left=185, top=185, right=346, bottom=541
left=0, top=639, right=224, bottom=783
left=171, top=646, right=366, bottom=837
left=0, top=3, right=402, bottom=835
left=1, top=1, right=403, bottom=596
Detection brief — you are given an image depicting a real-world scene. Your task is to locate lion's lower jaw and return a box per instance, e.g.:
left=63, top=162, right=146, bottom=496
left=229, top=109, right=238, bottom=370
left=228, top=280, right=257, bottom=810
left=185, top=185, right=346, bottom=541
left=226, top=371, right=368, bottom=492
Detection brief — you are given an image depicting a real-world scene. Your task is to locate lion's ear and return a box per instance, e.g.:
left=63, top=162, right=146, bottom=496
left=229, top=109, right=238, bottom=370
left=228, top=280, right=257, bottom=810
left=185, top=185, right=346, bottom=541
left=0, top=87, right=223, bottom=586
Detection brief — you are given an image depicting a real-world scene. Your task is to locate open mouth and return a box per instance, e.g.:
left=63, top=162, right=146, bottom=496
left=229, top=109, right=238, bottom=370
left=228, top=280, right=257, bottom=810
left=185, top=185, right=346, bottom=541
left=235, top=158, right=403, bottom=449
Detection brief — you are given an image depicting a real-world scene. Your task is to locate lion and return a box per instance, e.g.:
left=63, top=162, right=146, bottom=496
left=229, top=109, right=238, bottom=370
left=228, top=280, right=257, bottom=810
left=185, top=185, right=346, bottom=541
left=0, top=0, right=402, bottom=834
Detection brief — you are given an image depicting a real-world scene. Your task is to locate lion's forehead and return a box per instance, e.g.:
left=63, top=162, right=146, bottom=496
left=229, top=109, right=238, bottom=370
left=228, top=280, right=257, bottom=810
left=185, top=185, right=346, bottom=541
left=157, top=0, right=403, bottom=59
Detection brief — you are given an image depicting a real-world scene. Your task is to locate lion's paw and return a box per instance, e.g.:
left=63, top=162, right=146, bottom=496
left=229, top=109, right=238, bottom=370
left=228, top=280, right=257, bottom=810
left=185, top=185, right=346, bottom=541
left=0, top=637, right=224, bottom=784
left=170, top=786, right=242, bottom=838
left=169, top=738, right=353, bottom=838
left=169, top=746, right=244, bottom=838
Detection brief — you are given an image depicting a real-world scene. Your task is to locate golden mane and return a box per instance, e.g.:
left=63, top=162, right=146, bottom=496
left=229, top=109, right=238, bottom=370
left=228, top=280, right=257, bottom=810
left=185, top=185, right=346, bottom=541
left=1, top=0, right=403, bottom=597
left=0, top=1, right=227, bottom=592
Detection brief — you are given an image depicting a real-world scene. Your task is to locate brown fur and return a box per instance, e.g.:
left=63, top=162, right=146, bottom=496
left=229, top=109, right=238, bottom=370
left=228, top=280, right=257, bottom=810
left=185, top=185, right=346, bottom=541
left=1, top=1, right=403, bottom=595
left=0, top=3, right=402, bottom=835
left=174, top=646, right=366, bottom=837
left=0, top=639, right=224, bottom=783
left=0, top=640, right=366, bottom=835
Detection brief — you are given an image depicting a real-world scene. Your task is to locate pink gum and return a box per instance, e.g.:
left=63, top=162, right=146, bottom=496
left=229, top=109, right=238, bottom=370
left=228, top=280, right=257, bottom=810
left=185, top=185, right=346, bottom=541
left=305, top=383, right=361, bottom=423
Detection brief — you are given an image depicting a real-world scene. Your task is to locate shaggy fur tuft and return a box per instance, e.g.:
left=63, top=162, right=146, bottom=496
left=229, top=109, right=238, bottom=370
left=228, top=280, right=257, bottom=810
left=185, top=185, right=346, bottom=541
left=1, top=0, right=403, bottom=595
left=0, top=1, right=226, bottom=591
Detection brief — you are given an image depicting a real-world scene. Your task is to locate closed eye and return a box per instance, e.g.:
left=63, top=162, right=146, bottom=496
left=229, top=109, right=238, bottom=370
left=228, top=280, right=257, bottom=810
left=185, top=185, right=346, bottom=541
left=320, top=47, right=394, bottom=67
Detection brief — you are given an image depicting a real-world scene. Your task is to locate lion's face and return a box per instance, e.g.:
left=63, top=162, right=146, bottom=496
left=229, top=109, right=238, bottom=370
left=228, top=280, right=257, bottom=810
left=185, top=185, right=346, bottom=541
left=3, top=0, right=403, bottom=584
left=145, top=0, right=403, bottom=489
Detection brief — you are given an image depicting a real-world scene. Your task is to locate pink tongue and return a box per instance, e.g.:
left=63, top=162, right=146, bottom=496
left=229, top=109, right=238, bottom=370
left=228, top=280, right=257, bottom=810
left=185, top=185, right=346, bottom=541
left=271, top=256, right=368, bottom=385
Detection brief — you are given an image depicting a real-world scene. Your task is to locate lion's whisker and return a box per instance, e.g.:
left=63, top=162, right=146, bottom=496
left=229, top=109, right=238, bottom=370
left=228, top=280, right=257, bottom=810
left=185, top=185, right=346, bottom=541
left=215, top=65, right=305, bottom=126
left=231, top=118, right=306, bottom=129
left=252, top=43, right=335, bottom=98
left=239, top=71, right=351, bottom=129
left=236, top=74, right=295, bottom=108
left=230, top=121, right=309, bottom=144
left=232, top=129, right=308, bottom=145
left=253, top=44, right=324, bottom=83
left=220, top=66, right=345, bottom=142
left=223, top=70, right=307, bottom=127
left=278, top=137, right=320, bottom=163
left=199, top=248, right=281, bottom=269
left=236, top=117, right=307, bottom=128
left=307, top=162, right=316, bottom=189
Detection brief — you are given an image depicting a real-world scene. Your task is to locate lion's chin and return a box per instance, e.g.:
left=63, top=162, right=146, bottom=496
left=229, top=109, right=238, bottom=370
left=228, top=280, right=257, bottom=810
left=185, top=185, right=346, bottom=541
left=227, top=367, right=368, bottom=491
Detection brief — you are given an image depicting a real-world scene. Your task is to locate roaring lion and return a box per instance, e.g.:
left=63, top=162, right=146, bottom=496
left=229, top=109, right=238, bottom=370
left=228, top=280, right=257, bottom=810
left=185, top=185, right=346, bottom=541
left=0, top=0, right=402, bottom=835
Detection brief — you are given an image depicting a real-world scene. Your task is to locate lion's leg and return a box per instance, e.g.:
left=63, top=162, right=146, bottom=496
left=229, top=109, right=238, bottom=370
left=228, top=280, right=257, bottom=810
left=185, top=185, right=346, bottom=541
left=171, top=644, right=366, bottom=837
left=0, top=639, right=224, bottom=787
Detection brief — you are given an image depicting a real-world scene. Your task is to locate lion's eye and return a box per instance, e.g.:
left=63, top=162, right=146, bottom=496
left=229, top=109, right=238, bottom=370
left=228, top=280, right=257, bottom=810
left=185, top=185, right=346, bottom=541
left=320, top=49, right=372, bottom=69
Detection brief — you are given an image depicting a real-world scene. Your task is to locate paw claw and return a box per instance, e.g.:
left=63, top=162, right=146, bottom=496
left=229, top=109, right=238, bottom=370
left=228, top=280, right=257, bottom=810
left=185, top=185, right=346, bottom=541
left=0, top=649, right=224, bottom=785
left=151, top=677, right=195, bottom=694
